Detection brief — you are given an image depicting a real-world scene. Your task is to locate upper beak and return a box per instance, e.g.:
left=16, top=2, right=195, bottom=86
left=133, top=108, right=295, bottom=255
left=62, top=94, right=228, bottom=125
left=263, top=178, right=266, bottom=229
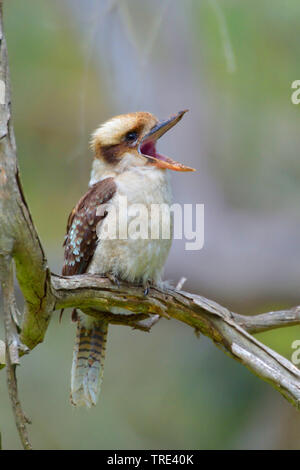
left=138, top=110, right=196, bottom=172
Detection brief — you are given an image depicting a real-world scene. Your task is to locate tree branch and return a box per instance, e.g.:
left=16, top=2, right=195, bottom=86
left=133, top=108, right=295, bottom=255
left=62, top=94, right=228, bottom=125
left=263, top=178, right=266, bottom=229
left=51, top=274, right=300, bottom=409
left=233, top=308, right=300, bottom=334
left=21, top=270, right=300, bottom=410
left=0, top=1, right=52, bottom=351
left=0, top=1, right=44, bottom=449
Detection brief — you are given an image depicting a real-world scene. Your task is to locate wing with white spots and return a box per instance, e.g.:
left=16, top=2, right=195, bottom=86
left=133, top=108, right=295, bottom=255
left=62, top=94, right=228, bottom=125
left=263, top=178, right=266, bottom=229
left=62, top=177, right=116, bottom=276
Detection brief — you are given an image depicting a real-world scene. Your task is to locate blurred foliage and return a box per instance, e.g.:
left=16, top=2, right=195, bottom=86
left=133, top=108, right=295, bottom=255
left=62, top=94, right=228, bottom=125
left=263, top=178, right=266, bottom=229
left=192, top=0, right=300, bottom=211
left=0, top=0, right=299, bottom=450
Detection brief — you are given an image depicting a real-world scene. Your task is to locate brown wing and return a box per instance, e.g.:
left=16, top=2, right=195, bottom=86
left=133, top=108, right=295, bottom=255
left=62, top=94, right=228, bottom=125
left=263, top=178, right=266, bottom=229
left=62, top=177, right=116, bottom=276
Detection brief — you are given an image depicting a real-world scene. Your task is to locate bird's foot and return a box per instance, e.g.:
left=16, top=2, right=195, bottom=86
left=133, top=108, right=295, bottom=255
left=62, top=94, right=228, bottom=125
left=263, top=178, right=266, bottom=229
left=107, top=272, right=120, bottom=287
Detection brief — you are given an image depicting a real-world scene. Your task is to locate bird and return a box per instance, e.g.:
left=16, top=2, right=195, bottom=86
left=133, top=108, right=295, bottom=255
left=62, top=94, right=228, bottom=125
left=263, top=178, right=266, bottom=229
left=62, top=110, right=195, bottom=407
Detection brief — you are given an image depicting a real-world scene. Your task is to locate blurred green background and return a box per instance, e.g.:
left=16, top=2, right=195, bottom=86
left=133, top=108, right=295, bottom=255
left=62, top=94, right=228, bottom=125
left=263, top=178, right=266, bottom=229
left=0, top=0, right=300, bottom=449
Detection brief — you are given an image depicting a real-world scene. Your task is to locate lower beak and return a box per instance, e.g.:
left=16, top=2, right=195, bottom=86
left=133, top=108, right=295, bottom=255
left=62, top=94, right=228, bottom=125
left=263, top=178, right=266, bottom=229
left=138, top=110, right=196, bottom=172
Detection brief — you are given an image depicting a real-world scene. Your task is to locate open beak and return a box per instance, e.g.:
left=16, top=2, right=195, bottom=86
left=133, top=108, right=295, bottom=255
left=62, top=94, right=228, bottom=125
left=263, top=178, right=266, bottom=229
left=138, top=110, right=196, bottom=172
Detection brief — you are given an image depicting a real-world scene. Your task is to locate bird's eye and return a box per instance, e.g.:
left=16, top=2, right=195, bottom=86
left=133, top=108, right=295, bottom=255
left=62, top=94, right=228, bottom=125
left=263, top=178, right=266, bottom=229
left=125, top=131, right=138, bottom=142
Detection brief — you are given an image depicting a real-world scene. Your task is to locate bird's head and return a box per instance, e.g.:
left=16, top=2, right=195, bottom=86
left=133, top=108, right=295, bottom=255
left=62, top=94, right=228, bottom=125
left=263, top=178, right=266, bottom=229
left=90, top=111, right=195, bottom=175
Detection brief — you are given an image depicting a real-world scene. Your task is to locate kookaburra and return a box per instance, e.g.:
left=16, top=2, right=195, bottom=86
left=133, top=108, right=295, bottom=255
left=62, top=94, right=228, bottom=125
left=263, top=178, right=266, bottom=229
left=62, top=110, right=195, bottom=407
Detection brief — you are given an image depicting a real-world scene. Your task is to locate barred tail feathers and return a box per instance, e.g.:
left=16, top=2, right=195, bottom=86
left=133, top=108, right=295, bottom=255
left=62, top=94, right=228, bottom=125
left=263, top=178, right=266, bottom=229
left=71, top=318, right=108, bottom=407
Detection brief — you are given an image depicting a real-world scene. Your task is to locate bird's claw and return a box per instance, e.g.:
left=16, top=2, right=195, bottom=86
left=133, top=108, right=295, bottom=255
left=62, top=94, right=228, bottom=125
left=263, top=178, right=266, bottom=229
left=107, top=273, right=120, bottom=287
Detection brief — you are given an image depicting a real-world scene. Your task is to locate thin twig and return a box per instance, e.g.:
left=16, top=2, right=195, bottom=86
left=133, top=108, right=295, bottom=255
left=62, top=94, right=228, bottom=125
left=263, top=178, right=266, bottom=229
left=51, top=274, right=300, bottom=335
left=1, top=257, right=32, bottom=450
left=0, top=0, right=300, bottom=453
left=176, top=277, right=187, bottom=290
